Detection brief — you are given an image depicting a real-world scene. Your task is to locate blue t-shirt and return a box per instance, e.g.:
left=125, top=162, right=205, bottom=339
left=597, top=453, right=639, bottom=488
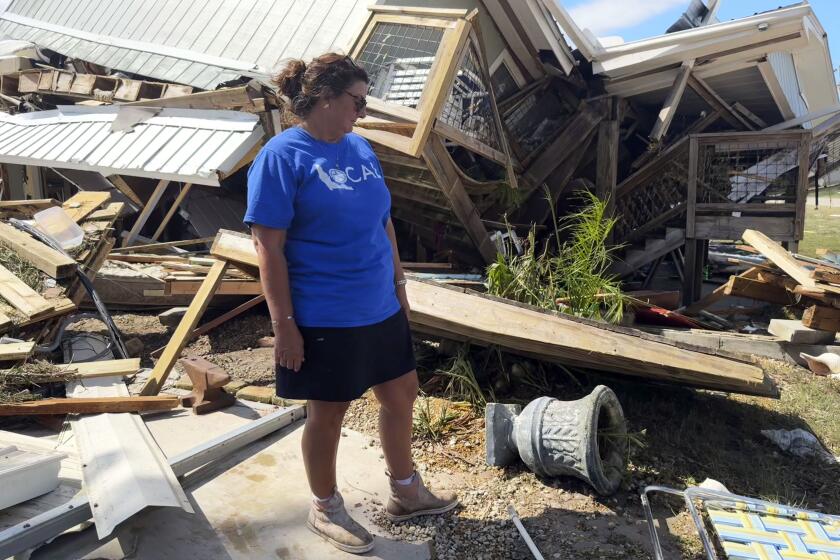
left=244, top=127, right=400, bottom=328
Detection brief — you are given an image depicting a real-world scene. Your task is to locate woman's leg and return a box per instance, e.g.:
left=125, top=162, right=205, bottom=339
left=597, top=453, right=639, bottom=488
left=373, top=370, right=459, bottom=522
left=372, top=370, right=419, bottom=479
left=302, top=399, right=351, bottom=498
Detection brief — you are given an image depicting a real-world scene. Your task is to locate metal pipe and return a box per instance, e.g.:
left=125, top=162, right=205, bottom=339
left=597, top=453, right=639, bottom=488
left=508, top=505, right=545, bottom=560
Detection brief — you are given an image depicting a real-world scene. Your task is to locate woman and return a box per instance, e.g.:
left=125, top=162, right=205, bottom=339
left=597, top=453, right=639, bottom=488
left=244, top=53, right=458, bottom=555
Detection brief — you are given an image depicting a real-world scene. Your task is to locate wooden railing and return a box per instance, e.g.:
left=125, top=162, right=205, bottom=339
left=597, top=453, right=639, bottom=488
left=614, top=130, right=811, bottom=245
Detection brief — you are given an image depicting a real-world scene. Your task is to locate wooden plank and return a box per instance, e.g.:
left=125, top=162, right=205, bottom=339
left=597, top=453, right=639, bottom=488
left=165, top=279, right=261, bottom=296
left=0, top=222, right=77, bottom=279
left=596, top=101, right=619, bottom=211
left=123, top=86, right=255, bottom=111
left=0, top=341, right=35, bottom=361
left=151, top=183, right=192, bottom=241
left=694, top=215, right=795, bottom=240
left=0, top=396, right=178, bottom=416
left=0, top=263, right=53, bottom=318
left=802, top=305, right=840, bottom=332
left=794, top=135, right=810, bottom=241
left=122, top=179, right=169, bottom=247
left=108, top=254, right=190, bottom=264
left=61, top=192, right=111, bottom=223
left=724, top=276, right=796, bottom=305
left=742, top=229, right=819, bottom=290
left=768, top=319, right=836, bottom=344
left=55, top=359, right=142, bottom=378
left=650, top=62, right=693, bottom=141
left=206, top=230, right=772, bottom=396
left=140, top=259, right=229, bottom=395
left=110, top=237, right=214, bottom=254
left=0, top=199, right=58, bottom=212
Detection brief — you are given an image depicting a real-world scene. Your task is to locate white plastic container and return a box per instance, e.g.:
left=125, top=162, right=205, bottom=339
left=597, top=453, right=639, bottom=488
left=0, top=445, right=67, bottom=511
left=33, top=206, right=85, bottom=250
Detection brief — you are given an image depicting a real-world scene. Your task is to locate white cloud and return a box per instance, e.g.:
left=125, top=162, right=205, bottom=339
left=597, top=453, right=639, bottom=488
left=568, top=0, right=687, bottom=36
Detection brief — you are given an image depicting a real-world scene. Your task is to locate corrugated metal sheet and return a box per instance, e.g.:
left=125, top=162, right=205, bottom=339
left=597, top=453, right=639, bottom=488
left=768, top=51, right=809, bottom=120
left=0, top=0, right=369, bottom=89
left=68, top=376, right=193, bottom=539
left=0, top=106, right=262, bottom=186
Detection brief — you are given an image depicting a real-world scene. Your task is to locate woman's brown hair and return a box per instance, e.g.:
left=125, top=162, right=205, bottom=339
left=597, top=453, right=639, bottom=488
left=273, top=53, right=368, bottom=118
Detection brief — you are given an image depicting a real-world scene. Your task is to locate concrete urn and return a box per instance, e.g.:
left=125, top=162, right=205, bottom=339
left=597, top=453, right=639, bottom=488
left=485, top=385, right=627, bottom=495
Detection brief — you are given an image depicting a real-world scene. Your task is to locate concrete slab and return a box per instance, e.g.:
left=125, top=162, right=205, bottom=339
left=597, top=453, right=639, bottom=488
left=31, top=405, right=431, bottom=560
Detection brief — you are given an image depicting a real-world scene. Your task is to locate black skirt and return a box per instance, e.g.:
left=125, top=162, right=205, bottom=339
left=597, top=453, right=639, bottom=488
left=275, top=309, right=416, bottom=402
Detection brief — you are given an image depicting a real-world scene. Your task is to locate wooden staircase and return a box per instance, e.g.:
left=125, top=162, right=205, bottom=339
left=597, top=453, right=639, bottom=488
left=612, top=227, right=686, bottom=277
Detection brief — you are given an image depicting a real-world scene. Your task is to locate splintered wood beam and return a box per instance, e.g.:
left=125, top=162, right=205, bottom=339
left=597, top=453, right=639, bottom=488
left=122, top=179, right=170, bottom=247
left=596, top=98, right=620, bottom=211
left=423, top=136, right=497, bottom=263
left=140, top=259, right=230, bottom=395
left=0, top=396, right=179, bottom=416
left=0, top=222, right=77, bottom=279
left=724, top=276, right=796, bottom=305
left=650, top=62, right=693, bottom=141
left=682, top=267, right=760, bottom=315
left=687, top=74, right=755, bottom=131
left=151, top=183, right=192, bottom=241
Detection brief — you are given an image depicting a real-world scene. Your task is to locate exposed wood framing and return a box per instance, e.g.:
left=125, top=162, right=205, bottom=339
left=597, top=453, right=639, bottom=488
left=151, top=183, right=192, bottom=241
left=650, top=62, right=694, bottom=141
left=687, top=74, right=755, bottom=131
left=423, top=137, right=497, bottom=263
left=122, top=179, right=169, bottom=247
left=596, top=98, right=620, bottom=213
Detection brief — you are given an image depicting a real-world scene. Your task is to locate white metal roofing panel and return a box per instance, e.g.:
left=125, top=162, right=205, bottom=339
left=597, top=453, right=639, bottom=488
left=0, top=0, right=370, bottom=89
left=68, top=376, right=193, bottom=539
left=0, top=106, right=262, bottom=186
left=768, top=51, right=810, bottom=120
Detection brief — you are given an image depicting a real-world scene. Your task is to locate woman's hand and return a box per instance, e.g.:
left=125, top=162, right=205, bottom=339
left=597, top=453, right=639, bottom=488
left=274, top=322, right=305, bottom=372
left=396, top=283, right=411, bottom=320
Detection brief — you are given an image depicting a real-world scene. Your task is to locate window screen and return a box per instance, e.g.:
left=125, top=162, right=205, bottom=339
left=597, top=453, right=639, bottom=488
left=439, top=43, right=502, bottom=151
left=355, top=22, right=445, bottom=108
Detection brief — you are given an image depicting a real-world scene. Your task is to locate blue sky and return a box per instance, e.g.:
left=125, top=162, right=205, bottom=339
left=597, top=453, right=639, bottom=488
left=565, top=0, right=839, bottom=81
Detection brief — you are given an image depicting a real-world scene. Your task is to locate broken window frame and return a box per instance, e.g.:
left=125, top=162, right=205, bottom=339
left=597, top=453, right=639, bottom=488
left=349, top=6, right=516, bottom=182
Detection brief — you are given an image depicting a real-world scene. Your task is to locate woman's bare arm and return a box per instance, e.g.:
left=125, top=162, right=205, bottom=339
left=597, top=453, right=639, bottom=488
left=251, top=224, right=304, bottom=371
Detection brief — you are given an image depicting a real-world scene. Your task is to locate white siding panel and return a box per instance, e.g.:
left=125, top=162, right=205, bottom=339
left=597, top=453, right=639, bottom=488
left=768, top=52, right=809, bottom=119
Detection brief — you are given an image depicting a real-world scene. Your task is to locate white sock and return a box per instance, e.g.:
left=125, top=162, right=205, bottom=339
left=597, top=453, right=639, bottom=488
left=313, top=492, right=334, bottom=504
left=395, top=472, right=416, bottom=486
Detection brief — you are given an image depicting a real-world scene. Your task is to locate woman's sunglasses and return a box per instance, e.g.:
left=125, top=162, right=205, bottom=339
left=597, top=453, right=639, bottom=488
left=344, top=90, right=367, bottom=112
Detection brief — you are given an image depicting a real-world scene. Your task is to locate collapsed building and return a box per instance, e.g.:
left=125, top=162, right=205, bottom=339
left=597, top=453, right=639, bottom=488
left=0, top=0, right=834, bottom=306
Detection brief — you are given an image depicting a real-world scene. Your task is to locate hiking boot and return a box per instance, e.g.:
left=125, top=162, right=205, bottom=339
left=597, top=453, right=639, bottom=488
left=307, top=490, right=374, bottom=554
left=385, top=470, right=459, bottom=522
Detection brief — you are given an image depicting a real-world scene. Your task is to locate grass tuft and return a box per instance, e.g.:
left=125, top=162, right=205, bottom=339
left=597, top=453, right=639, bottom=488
left=413, top=395, right=460, bottom=442
left=486, top=191, right=626, bottom=323
left=0, top=361, right=78, bottom=403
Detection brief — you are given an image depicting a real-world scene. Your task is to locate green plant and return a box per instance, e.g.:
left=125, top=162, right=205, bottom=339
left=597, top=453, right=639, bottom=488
left=413, top=395, right=459, bottom=441
left=486, top=190, right=626, bottom=323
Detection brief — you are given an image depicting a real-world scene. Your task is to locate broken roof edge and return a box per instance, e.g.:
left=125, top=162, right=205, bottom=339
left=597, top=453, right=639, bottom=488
left=1, top=105, right=260, bottom=132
